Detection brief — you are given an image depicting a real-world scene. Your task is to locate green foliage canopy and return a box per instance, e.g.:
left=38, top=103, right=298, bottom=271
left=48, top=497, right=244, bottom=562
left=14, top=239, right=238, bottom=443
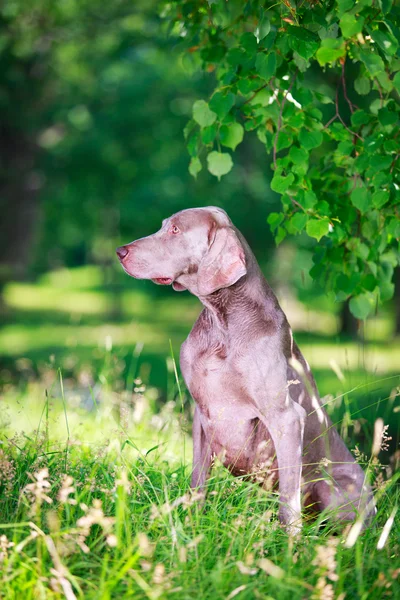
left=162, top=0, right=400, bottom=318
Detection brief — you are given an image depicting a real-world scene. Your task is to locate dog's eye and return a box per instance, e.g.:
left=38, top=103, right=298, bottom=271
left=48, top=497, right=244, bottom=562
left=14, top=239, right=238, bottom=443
left=170, top=225, right=180, bottom=235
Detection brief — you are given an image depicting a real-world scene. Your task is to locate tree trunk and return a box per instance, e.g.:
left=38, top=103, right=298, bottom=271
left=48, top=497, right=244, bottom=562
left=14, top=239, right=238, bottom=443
left=340, top=299, right=359, bottom=337
left=0, top=124, right=40, bottom=305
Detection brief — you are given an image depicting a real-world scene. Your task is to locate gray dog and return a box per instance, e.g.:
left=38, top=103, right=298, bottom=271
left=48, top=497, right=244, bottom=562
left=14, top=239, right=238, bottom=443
left=117, top=206, right=374, bottom=532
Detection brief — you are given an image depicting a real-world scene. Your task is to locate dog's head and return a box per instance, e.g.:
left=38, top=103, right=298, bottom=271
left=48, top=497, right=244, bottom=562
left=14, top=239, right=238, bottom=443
left=116, top=207, right=246, bottom=296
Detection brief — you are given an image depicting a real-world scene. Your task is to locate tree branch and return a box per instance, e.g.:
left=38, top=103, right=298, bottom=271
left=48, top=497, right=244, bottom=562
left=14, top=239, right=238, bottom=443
left=242, top=82, right=269, bottom=106
left=323, top=75, right=363, bottom=141
left=341, top=60, right=357, bottom=114
left=273, top=69, right=298, bottom=168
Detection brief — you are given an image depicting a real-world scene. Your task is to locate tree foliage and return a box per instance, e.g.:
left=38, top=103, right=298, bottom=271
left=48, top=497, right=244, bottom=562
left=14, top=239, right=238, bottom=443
left=162, top=0, right=400, bottom=318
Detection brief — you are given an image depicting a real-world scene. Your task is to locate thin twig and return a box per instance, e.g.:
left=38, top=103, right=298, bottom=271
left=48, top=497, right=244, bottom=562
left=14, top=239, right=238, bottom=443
left=323, top=83, right=340, bottom=130
left=341, top=60, right=357, bottom=113
left=323, top=76, right=363, bottom=141
left=288, top=195, right=306, bottom=212
left=337, top=113, right=363, bottom=140
left=390, top=153, right=399, bottom=173
left=273, top=69, right=298, bottom=168
left=242, top=82, right=269, bottom=106
left=375, top=77, right=384, bottom=108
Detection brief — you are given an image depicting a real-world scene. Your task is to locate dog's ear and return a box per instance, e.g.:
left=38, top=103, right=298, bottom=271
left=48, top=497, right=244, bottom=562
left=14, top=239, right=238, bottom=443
left=197, top=226, right=246, bottom=296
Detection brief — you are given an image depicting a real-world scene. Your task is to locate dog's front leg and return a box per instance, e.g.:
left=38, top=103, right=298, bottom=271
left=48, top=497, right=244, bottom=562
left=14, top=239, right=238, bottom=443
left=255, top=400, right=306, bottom=534
left=190, top=406, right=212, bottom=490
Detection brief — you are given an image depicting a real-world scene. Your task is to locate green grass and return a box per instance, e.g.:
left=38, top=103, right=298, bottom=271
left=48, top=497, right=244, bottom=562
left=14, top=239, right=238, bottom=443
left=0, top=381, right=399, bottom=600
left=1, top=266, right=399, bottom=598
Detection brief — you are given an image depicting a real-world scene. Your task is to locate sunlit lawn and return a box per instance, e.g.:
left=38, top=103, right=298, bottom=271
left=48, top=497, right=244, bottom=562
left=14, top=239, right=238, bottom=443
left=1, top=265, right=399, bottom=428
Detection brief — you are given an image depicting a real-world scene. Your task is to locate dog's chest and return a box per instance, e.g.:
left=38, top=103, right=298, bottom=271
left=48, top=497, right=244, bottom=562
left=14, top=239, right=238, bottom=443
left=182, top=340, right=230, bottom=411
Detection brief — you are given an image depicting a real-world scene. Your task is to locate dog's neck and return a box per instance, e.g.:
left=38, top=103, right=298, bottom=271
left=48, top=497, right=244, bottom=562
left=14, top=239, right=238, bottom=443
left=198, top=243, right=281, bottom=329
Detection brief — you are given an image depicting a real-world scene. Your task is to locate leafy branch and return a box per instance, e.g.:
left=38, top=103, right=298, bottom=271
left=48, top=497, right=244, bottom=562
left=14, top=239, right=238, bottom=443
left=162, top=0, right=400, bottom=319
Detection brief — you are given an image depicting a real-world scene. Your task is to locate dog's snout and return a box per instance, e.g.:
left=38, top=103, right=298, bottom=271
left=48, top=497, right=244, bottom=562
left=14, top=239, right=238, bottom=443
left=116, top=246, right=129, bottom=260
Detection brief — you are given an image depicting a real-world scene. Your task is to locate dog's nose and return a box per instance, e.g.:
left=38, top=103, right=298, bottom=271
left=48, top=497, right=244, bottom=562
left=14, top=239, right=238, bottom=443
left=116, top=246, right=128, bottom=260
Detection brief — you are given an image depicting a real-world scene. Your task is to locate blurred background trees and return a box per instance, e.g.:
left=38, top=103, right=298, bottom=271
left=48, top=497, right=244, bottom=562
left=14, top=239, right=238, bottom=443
left=0, top=0, right=278, bottom=285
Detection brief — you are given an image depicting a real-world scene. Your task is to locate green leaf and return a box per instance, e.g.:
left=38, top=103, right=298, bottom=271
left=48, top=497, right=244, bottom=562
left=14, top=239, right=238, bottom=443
left=337, top=0, right=355, bottom=15
left=316, top=200, right=331, bottom=216
left=289, top=145, right=309, bottom=175
left=207, top=151, right=233, bottom=179
left=270, top=173, right=295, bottom=193
left=386, top=217, right=400, bottom=238
left=209, top=92, right=235, bottom=119
left=193, top=100, right=217, bottom=127
left=299, top=129, right=323, bottom=150
left=384, top=139, right=398, bottom=152
left=220, top=122, right=244, bottom=151
left=362, top=273, right=377, bottom=292
left=372, top=189, right=390, bottom=208
left=340, top=13, right=364, bottom=38
left=200, top=43, right=226, bottom=63
left=255, top=52, right=276, bottom=80
left=293, top=51, right=308, bottom=72
left=290, top=212, right=308, bottom=232
left=393, top=72, right=400, bottom=94
left=275, top=226, right=287, bottom=245
left=360, top=50, right=385, bottom=76
left=368, top=154, right=392, bottom=172
left=371, top=29, right=398, bottom=57
left=355, top=241, right=370, bottom=261
left=288, top=26, right=319, bottom=60
left=259, top=30, right=277, bottom=51
left=354, top=75, right=370, bottom=95
left=351, top=109, right=371, bottom=127
left=381, top=0, right=393, bottom=14
left=240, top=32, right=258, bottom=53
left=187, top=131, right=199, bottom=157
left=267, top=212, right=284, bottom=232
left=336, top=140, right=353, bottom=157
left=378, top=107, right=398, bottom=126
left=350, top=187, right=371, bottom=213
left=336, top=273, right=358, bottom=295
left=306, top=218, right=330, bottom=241
left=255, top=13, right=270, bottom=42
left=376, top=71, right=392, bottom=92
left=316, top=38, right=346, bottom=65
left=189, top=157, right=202, bottom=178
left=379, top=280, right=395, bottom=302
left=289, top=146, right=309, bottom=165
left=227, top=48, right=247, bottom=67
left=303, top=190, right=318, bottom=209
left=202, top=124, right=217, bottom=145
left=276, top=131, right=293, bottom=151
left=237, top=78, right=259, bottom=95
left=349, top=293, right=374, bottom=319
left=248, top=88, right=271, bottom=107
left=183, top=119, right=196, bottom=140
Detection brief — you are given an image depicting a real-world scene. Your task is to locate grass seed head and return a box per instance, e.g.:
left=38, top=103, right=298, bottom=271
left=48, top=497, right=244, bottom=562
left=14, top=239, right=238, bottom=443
left=0, top=535, right=15, bottom=562
left=22, top=468, right=52, bottom=515
left=0, top=449, right=16, bottom=497
left=58, top=475, right=77, bottom=505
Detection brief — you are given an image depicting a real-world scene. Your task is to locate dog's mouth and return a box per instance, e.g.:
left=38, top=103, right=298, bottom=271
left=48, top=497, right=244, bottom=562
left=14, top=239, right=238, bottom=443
left=150, top=277, right=186, bottom=292
left=151, top=277, right=173, bottom=285
left=172, top=281, right=186, bottom=292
